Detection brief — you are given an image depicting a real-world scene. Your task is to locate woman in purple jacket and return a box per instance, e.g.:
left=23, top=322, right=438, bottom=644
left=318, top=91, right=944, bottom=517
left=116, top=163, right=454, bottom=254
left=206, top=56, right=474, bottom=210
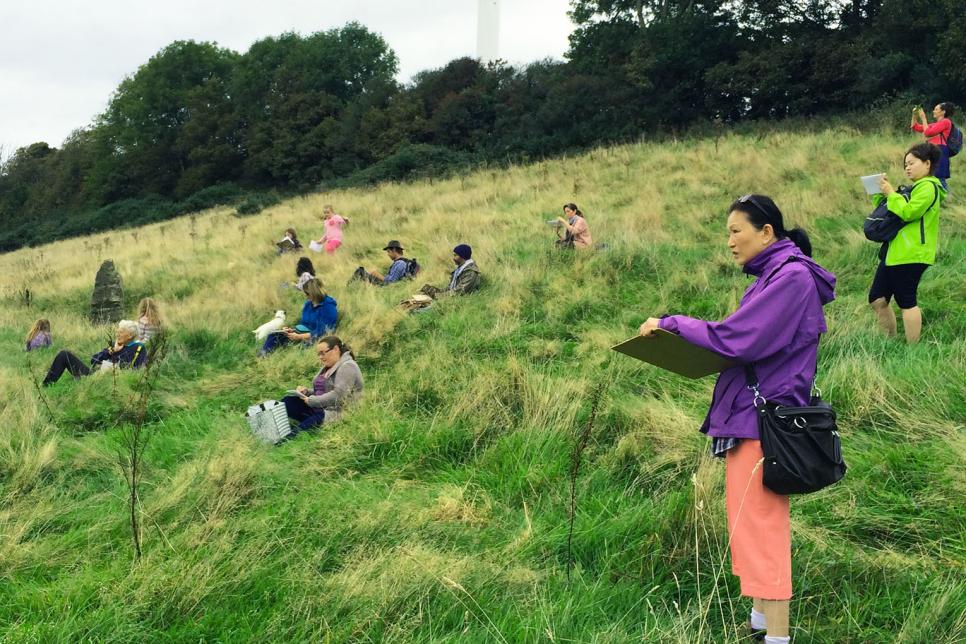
left=639, top=194, right=836, bottom=643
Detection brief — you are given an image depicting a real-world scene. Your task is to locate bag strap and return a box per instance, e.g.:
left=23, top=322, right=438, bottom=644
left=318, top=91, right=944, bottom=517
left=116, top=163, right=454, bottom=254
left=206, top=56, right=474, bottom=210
left=916, top=181, right=939, bottom=244
left=744, top=364, right=767, bottom=408
left=745, top=361, right=821, bottom=405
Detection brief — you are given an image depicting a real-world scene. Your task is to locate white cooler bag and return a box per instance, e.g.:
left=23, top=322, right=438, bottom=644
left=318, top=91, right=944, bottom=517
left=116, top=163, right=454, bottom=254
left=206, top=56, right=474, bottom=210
left=246, top=400, right=292, bottom=444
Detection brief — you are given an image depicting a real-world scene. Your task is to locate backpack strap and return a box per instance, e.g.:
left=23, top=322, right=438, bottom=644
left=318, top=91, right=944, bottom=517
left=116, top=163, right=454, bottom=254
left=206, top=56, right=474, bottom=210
left=911, top=181, right=940, bottom=244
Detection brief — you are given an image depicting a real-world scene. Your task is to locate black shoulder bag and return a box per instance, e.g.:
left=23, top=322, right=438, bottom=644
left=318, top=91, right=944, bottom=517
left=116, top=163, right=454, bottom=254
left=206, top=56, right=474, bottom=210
left=864, top=182, right=938, bottom=244
left=744, top=366, right=846, bottom=495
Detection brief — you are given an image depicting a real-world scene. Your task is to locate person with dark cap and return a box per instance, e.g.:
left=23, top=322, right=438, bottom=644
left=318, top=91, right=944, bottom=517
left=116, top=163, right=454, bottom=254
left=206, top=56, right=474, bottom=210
left=419, top=244, right=481, bottom=298
left=351, top=240, right=417, bottom=285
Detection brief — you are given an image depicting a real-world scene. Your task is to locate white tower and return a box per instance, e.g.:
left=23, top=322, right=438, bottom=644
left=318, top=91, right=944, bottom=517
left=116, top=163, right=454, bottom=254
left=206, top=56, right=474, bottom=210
left=477, top=0, right=500, bottom=64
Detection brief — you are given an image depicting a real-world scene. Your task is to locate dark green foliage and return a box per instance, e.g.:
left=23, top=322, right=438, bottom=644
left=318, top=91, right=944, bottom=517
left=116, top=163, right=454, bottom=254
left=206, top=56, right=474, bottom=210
left=176, top=183, right=245, bottom=214
left=2, top=7, right=965, bottom=252
left=332, top=144, right=474, bottom=187
left=234, top=192, right=281, bottom=216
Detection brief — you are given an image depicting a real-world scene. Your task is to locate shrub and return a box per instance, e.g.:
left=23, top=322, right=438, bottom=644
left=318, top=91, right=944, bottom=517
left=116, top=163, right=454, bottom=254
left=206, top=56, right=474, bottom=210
left=332, top=144, right=475, bottom=187
left=235, top=192, right=282, bottom=216
left=177, top=183, right=245, bottom=215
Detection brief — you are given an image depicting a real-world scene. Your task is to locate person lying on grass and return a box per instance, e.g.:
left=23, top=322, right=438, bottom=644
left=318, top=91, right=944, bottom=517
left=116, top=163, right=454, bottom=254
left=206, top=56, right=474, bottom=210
left=259, top=278, right=338, bottom=357
left=42, top=319, right=146, bottom=386
left=280, top=336, right=364, bottom=434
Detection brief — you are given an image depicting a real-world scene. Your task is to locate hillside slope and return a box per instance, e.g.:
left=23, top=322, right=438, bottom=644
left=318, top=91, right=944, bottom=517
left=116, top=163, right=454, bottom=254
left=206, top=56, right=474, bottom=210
left=1, top=127, right=964, bottom=642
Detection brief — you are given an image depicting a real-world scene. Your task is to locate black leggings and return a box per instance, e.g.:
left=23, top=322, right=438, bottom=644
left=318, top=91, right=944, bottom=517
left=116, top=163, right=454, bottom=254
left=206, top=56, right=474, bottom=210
left=868, top=262, right=929, bottom=309
left=43, top=350, right=91, bottom=386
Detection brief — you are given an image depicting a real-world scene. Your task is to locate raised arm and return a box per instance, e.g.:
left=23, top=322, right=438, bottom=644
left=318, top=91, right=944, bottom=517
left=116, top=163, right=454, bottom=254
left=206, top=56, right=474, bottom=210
left=885, top=181, right=939, bottom=222
left=658, top=266, right=815, bottom=363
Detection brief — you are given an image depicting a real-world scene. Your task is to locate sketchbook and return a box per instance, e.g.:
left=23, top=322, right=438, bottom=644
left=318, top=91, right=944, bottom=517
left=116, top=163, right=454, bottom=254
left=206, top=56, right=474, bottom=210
left=860, top=173, right=885, bottom=195
left=611, top=329, right=736, bottom=379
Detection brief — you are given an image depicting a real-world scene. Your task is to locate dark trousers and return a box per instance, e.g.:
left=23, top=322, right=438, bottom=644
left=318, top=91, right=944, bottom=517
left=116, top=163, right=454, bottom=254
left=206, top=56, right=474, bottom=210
left=281, top=395, right=325, bottom=432
left=259, top=332, right=293, bottom=356
left=350, top=266, right=383, bottom=285
left=43, top=350, right=91, bottom=386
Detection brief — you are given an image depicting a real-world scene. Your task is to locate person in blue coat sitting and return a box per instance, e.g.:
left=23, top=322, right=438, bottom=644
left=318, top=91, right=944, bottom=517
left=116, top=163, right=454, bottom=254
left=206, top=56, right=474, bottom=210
left=43, top=320, right=147, bottom=386
left=259, top=278, right=338, bottom=356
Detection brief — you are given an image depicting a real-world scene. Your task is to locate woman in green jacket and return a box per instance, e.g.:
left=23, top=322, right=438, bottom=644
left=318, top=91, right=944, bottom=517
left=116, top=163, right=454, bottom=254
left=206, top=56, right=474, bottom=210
left=871, top=142, right=946, bottom=343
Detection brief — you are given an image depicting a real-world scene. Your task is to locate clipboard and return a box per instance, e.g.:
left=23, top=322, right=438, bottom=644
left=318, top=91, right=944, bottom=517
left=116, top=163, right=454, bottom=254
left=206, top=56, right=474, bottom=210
left=611, top=329, right=736, bottom=379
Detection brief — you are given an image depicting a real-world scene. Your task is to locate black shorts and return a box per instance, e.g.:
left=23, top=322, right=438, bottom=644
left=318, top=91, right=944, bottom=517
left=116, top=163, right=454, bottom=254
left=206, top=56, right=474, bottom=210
left=868, top=262, right=929, bottom=309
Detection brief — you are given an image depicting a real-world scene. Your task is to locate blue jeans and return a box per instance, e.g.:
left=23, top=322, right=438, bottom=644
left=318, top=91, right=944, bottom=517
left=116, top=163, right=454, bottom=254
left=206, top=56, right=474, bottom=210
left=281, top=395, right=325, bottom=432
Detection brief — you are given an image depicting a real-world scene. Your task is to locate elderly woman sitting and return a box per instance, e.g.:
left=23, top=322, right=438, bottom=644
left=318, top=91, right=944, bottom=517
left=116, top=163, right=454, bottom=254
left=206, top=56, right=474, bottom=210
left=42, top=319, right=147, bottom=386
left=280, top=336, right=363, bottom=433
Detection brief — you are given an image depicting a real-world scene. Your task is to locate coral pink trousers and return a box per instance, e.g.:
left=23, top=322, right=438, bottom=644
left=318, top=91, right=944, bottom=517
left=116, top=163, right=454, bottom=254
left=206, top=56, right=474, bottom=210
left=725, top=439, right=792, bottom=600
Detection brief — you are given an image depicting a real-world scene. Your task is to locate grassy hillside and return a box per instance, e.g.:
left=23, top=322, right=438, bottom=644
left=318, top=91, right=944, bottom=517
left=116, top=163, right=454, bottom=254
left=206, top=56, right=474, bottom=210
left=1, top=126, right=963, bottom=643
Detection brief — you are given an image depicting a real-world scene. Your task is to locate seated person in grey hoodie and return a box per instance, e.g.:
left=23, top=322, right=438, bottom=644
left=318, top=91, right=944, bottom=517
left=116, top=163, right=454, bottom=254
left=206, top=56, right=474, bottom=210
left=419, top=244, right=481, bottom=298
left=281, top=336, right=364, bottom=433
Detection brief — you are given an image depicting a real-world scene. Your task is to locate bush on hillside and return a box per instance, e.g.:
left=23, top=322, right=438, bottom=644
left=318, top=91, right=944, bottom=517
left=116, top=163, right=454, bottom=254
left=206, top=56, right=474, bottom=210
left=90, top=196, right=180, bottom=230
left=177, top=182, right=245, bottom=215
left=235, top=192, right=282, bottom=216
left=333, top=144, right=475, bottom=188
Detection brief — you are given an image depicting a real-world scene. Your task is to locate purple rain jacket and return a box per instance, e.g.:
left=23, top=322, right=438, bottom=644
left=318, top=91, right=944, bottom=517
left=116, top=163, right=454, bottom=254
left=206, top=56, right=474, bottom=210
left=658, top=239, right=836, bottom=440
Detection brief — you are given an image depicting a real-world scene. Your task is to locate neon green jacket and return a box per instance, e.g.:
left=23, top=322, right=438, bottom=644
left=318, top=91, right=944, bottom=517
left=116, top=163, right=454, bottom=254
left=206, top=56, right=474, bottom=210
left=872, top=176, right=945, bottom=266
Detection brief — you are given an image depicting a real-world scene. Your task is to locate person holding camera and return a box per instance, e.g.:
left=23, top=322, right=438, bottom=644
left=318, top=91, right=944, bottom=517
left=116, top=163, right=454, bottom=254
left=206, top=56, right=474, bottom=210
left=911, top=102, right=955, bottom=190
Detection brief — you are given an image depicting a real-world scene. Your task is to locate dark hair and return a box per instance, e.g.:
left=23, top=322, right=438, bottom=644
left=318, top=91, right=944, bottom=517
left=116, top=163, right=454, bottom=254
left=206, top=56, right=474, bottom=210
left=937, top=102, right=956, bottom=118
left=563, top=203, right=584, bottom=219
left=295, top=256, right=315, bottom=277
left=319, top=335, right=351, bottom=356
left=906, top=142, right=942, bottom=175
left=285, top=227, right=298, bottom=240
left=729, top=194, right=813, bottom=257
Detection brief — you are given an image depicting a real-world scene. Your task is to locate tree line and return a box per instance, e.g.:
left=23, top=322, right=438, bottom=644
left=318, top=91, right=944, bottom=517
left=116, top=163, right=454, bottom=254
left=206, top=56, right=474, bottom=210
left=2, top=0, right=963, bottom=252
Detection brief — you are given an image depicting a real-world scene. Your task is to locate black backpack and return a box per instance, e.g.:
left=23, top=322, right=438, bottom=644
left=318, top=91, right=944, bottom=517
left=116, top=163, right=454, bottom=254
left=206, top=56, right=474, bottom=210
left=944, top=123, right=963, bottom=157
left=864, top=182, right=937, bottom=243
left=404, top=257, right=421, bottom=278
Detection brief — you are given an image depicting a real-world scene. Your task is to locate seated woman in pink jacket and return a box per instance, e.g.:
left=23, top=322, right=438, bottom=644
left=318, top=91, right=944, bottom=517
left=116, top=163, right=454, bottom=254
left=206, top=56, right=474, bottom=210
left=555, top=203, right=593, bottom=249
left=911, top=102, right=955, bottom=190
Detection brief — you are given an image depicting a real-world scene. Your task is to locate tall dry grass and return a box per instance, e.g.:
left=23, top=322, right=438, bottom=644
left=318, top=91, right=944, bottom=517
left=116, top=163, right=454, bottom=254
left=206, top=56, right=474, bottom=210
left=0, top=126, right=963, bottom=642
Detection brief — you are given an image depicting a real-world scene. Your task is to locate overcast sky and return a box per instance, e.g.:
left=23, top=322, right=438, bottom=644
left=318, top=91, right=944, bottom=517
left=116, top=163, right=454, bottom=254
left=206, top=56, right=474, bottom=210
left=0, top=0, right=574, bottom=156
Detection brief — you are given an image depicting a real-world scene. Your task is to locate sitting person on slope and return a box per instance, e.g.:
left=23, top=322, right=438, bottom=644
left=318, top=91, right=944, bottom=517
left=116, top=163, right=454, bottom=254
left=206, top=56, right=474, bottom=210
left=43, top=320, right=146, bottom=386
left=420, top=244, right=481, bottom=298
left=259, top=278, right=338, bottom=356
left=351, top=240, right=416, bottom=286
left=280, top=336, right=364, bottom=434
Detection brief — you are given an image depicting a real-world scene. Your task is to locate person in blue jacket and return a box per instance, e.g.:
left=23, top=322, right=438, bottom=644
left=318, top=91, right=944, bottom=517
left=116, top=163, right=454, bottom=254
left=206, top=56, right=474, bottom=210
left=43, top=320, right=147, bottom=385
left=259, top=278, right=337, bottom=356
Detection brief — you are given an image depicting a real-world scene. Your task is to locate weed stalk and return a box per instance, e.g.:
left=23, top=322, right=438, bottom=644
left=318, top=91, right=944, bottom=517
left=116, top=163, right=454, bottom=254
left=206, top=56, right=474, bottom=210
left=567, top=381, right=607, bottom=583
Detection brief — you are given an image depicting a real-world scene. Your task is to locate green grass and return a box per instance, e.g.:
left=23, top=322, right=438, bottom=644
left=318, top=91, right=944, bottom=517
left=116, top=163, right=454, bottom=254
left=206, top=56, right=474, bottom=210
left=0, top=125, right=964, bottom=642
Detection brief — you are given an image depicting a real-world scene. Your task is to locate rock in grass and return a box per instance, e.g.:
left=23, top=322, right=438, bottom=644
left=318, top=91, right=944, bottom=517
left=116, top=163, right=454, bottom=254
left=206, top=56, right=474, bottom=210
left=90, top=259, right=123, bottom=324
